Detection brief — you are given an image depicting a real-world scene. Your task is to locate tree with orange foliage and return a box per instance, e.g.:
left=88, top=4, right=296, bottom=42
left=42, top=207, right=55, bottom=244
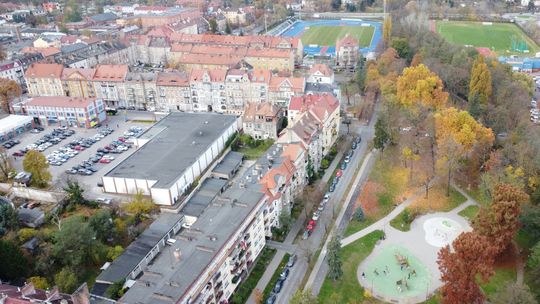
left=410, top=52, right=423, bottom=67
left=396, top=64, right=449, bottom=110
left=473, top=184, right=529, bottom=255
left=0, top=78, right=21, bottom=114
left=437, top=232, right=497, bottom=304
left=434, top=107, right=494, bottom=196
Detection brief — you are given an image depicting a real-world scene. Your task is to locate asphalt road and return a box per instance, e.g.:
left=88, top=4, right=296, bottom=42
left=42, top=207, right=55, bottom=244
left=269, top=113, right=378, bottom=304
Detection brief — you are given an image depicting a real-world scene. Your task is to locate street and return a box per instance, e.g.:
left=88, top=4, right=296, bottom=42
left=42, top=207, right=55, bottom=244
left=249, top=102, right=379, bottom=304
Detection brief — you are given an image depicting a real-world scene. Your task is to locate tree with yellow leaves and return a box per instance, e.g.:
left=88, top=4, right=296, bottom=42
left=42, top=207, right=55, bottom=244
left=402, top=146, right=420, bottom=182
left=383, top=15, right=392, bottom=46
left=396, top=64, right=449, bottom=110
left=469, top=55, right=492, bottom=104
left=434, top=107, right=494, bottom=195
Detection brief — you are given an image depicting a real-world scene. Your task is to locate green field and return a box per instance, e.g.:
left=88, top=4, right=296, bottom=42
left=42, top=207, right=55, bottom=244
left=436, top=21, right=540, bottom=55
left=301, top=25, right=374, bottom=47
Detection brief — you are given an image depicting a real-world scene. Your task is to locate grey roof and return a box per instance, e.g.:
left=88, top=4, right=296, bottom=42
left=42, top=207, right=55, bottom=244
left=21, top=237, right=39, bottom=250
left=90, top=13, right=118, bottom=22
left=120, top=144, right=288, bottom=304
left=61, top=42, right=88, bottom=54
left=305, top=82, right=338, bottom=95
left=181, top=178, right=228, bottom=218
left=212, top=151, right=243, bottom=179
left=105, top=113, right=237, bottom=188
left=95, top=213, right=184, bottom=286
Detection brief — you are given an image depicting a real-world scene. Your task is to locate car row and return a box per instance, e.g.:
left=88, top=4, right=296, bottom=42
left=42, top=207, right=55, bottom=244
left=303, top=136, right=361, bottom=240
left=26, top=128, right=75, bottom=152
left=266, top=255, right=297, bottom=304
left=2, top=139, right=20, bottom=149
left=531, top=100, right=539, bottom=124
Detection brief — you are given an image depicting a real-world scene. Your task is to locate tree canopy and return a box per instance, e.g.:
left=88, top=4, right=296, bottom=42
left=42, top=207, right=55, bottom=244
left=469, top=55, right=492, bottom=104
left=23, top=150, right=51, bottom=187
left=396, top=64, right=448, bottom=109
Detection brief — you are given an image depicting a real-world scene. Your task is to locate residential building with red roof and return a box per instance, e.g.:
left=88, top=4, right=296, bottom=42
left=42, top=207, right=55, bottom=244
left=268, top=76, right=305, bottom=107
left=25, top=63, right=65, bottom=96
left=156, top=71, right=191, bottom=111
left=61, top=68, right=96, bottom=98
left=92, top=64, right=129, bottom=106
left=336, top=34, right=359, bottom=69
left=23, top=96, right=106, bottom=128
left=307, top=63, right=334, bottom=84
left=288, top=94, right=340, bottom=153
left=242, top=102, right=284, bottom=140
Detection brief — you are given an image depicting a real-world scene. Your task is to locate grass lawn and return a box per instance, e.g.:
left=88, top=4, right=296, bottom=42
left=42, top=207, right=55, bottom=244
left=262, top=253, right=290, bottom=300
left=318, top=230, right=384, bottom=303
left=235, top=140, right=274, bottom=160
left=301, top=25, right=374, bottom=47
left=481, top=267, right=517, bottom=298
left=466, top=187, right=491, bottom=206
left=390, top=209, right=412, bottom=232
left=231, top=248, right=276, bottom=304
left=458, top=205, right=479, bottom=221
left=344, top=217, right=376, bottom=237
left=436, top=21, right=540, bottom=55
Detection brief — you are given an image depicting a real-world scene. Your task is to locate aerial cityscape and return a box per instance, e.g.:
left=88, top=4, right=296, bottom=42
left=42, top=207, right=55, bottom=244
left=0, top=0, right=540, bottom=304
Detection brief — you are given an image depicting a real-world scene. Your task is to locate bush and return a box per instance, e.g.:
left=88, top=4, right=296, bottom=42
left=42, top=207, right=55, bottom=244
left=18, top=228, right=37, bottom=243
left=321, top=158, right=330, bottom=169
left=354, top=207, right=365, bottom=221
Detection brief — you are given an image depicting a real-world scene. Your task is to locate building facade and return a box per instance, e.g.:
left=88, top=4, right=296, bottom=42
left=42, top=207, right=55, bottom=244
left=23, top=96, right=106, bottom=128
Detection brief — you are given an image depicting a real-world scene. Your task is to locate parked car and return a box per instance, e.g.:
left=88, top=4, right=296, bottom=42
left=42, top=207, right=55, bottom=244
left=329, top=184, right=335, bottom=192
left=352, top=142, right=357, bottom=149
left=287, top=254, right=297, bottom=268
left=280, top=268, right=289, bottom=279
left=99, top=158, right=111, bottom=164
left=273, top=280, right=283, bottom=293
left=340, top=162, right=347, bottom=170
left=312, top=211, right=321, bottom=220
left=96, top=198, right=112, bottom=205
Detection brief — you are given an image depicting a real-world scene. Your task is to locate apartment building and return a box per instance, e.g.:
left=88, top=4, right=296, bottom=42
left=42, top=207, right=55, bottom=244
left=113, top=143, right=303, bottom=304
left=92, top=64, right=129, bottom=107
left=336, top=34, right=359, bottom=69
left=128, top=32, right=303, bottom=71
left=61, top=67, right=96, bottom=98
left=288, top=94, right=341, bottom=154
left=25, top=64, right=306, bottom=112
left=25, top=63, right=64, bottom=96
left=242, top=102, right=283, bottom=140
left=0, top=53, right=43, bottom=90
left=156, top=71, right=191, bottom=111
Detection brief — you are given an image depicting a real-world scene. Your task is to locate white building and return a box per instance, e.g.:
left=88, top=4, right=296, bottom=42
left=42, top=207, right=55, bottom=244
left=102, top=112, right=240, bottom=205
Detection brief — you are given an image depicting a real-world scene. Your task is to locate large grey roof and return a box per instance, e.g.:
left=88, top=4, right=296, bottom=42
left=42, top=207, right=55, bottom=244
left=105, top=112, right=237, bottom=188
left=119, top=144, right=288, bottom=304
left=95, top=213, right=184, bottom=286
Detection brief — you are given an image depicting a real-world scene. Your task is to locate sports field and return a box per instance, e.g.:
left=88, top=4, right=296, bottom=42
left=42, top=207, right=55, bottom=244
left=436, top=21, right=540, bottom=55
left=301, top=25, right=374, bottom=47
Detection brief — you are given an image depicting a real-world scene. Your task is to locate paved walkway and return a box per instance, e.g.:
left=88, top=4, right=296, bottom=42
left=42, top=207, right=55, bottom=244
left=356, top=189, right=477, bottom=303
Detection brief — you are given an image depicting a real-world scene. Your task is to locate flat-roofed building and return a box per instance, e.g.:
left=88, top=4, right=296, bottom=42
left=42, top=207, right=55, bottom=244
left=102, top=112, right=240, bottom=205
left=22, top=96, right=106, bottom=128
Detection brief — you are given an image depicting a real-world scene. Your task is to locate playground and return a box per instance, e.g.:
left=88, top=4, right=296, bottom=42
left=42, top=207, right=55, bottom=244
left=279, top=19, right=382, bottom=56
left=357, top=208, right=472, bottom=303
left=360, top=244, right=431, bottom=299
left=436, top=20, right=540, bottom=55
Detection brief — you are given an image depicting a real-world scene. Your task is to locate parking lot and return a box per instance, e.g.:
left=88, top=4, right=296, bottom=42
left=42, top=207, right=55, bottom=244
left=9, top=115, right=152, bottom=198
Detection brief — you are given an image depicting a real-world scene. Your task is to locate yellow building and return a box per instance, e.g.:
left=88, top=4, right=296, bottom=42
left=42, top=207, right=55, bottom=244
left=25, top=63, right=65, bottom=97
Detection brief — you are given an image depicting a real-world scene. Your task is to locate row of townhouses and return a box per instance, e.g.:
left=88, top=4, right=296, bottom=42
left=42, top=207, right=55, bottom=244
left=23, top=63, right=337, bottom=114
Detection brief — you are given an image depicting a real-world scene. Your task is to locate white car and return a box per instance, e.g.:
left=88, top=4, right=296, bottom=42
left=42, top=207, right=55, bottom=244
left=103, top=155, right=115, bottom=161
left=312, top=211, right=320, bottom=221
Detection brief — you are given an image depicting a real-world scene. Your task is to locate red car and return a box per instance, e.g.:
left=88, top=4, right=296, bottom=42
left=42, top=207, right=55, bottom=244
left=74, top=145, right=85, bottom=151
left=99, top=158, right=111, bottom=164
left=336, top=170, right=343, bottom=178
left=12, top=151, right=24, bottom=157
left=118, top=137, right=126, bottom=142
